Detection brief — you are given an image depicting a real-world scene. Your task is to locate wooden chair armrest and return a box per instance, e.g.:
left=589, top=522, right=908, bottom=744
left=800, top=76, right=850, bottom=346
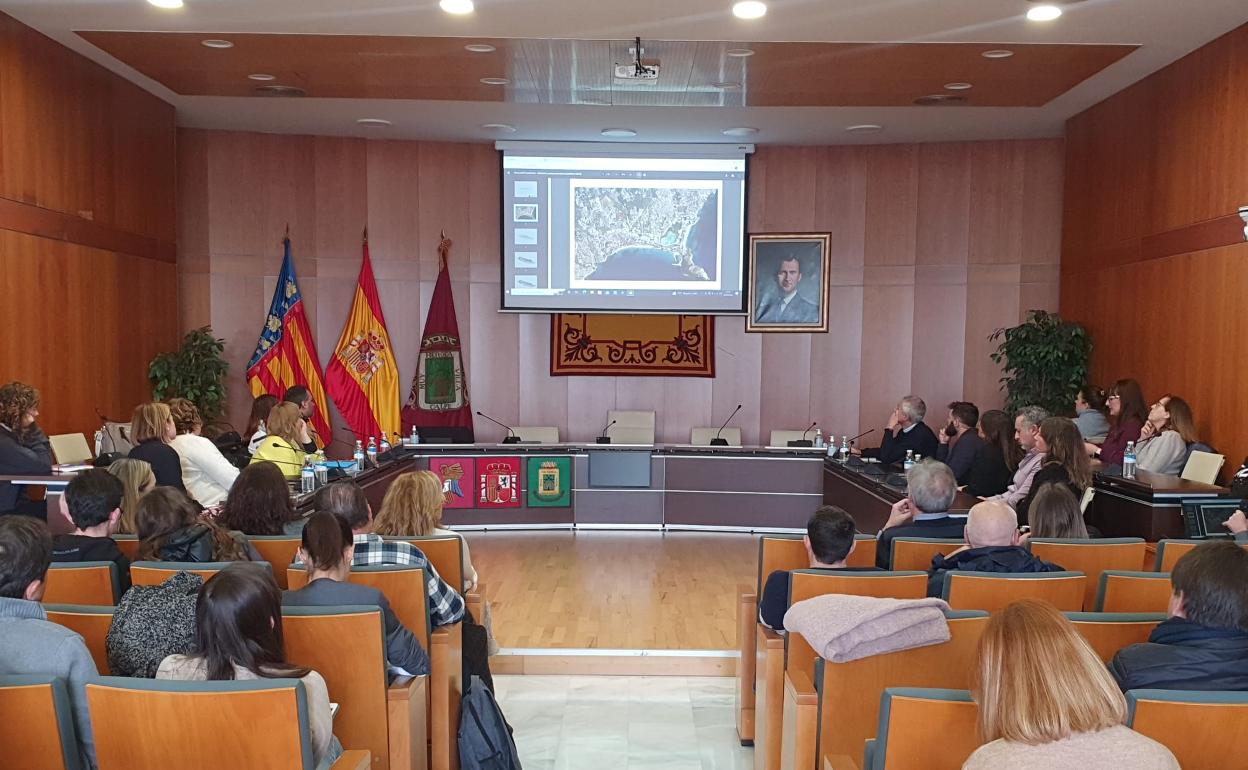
left=823, top=755, right=860, bottom=770
left=430, top=624, right=464, bottom=770
left=785, top=669, right=817, bottom=704
left=387, top=674, right=428, bottom=702
left=329, top=749, right=372, bottom=770
left=388, top=675, right=429, bottom=770
left=759, top=625, right=784, bottom=648
left=465, top=591, right=483, bottom=622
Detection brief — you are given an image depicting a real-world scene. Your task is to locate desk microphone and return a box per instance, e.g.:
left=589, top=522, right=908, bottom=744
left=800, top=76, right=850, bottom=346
left=847, top=428, right=876, bottom=446
left=788, top=421, right=817, bottom=448
left=597, top=419, right=617, bottom=445
left=711, top=404, right=742, bottom=446
left=476, top=411, right=521, bottom=444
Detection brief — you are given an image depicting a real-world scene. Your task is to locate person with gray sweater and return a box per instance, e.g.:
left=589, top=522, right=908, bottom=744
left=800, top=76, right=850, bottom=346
left=1134, top=395, right=1199, bottom=476
left=0, top=516, right=99, bottom=769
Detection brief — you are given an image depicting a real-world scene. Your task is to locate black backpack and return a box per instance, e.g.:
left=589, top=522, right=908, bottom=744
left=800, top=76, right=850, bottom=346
left=457, top=675, right=521, bottom=770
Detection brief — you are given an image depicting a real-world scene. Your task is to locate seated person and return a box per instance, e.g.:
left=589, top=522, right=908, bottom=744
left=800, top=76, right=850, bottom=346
left=1016, top=417, right=1092, bottom=523
left=375, top=470, right=478, bottom=591
left=1086, top=378, right=1147, bottom=465
left=875, top=459, right=966, bottom=569
left=159, top=563, right=342, bottom=767
left=1111, top=540, right=1248, bottom=691
left=964, top=600, right=1179, bottom=769
left=306, top=482, right=464, bottom=628
left=127, top=402, right=186, bottom=491
left=1023, top=482, right=1089, bottom=540
left=0, top=516, right=99, bottom=768
left=988, top=406, right=1048, bottom=509
left=1135, top=394, right=1199, bottom=475
left=249, top=402, right=311, bottom=480
left=218, top=462, right=306, bottom=537
left=963, top=409, right=1019, bottom=498
left=1074, top=385, right=1111, bottom=440
left=244, top=393, right=279, bottom=456
left=107, top=458, right=155, bottom=534
left=52, top=468, right=132, bottom=593
left=136, top=487, right=259, bottom=563
left=759, top=505, right=877, bottom=631
left=0, top=381, right=53, bottom=519
left=106, top=568, right=201, bottom=679
left=1224, top=509, right=1248, bottom=543
left=860, top=395, right=939, bottom=465
left=282, top=512, right=430, bottom=677
left=167, top=398, right=239, bottom=508
left=925, top=500, right=1064, bottom=597
left=934, top=401, right=985, bottom=485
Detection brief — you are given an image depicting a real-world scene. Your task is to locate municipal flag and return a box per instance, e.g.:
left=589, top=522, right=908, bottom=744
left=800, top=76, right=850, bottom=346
left=402, top=232, right=473, bottom=433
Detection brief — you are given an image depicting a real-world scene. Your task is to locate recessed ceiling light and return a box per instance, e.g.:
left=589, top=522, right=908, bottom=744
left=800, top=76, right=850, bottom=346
left=480, top=77, right=510, bottom=85
left=1026, top=4, right=1062, bottom=21
left=726, top=48, right=756, bottom=58
left=722, top=127, right=758, bottom=136
left=481, top=123, right=517, bottom=132
left=356, top=118, right=393, bottom=127
left=601, top=128, right=637, bottom=138
left=247, top=73, right=276, bottom=81
left=944, top=82, right=973, bottom=90
left=200, top=39, right=233, bottom=49
left=147, top=0, right=184, bottom=8
left=440, top=0, right=475, bottom=14
left=465, top=44, right=496, bottom=53
left=845, top=124, right=883, bottom=134
left=713, top=81, right=743, bottom=90
left=732, top=1, right=767, bottom=20
left=982, top=49, right=1014, bottom=59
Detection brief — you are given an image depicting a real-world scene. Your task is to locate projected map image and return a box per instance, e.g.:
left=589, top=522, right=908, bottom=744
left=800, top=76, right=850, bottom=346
left=569, top=179, right=721, bottom=287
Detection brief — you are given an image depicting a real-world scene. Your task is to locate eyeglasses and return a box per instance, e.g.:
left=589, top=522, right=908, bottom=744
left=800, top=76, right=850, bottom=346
left=1106, top=395, right=1121, bottom=401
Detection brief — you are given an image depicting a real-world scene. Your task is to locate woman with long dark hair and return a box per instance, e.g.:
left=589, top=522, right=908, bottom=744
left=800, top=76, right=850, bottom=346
left=1018, top=417, right=1093, bottom=523
left=1135, top=395, right=1200, bottom=475
left=1086, top=379, right=1148, bottom=465
left=245, top=394, right=280, bottom=455
left=963, top=409, right=1020, bottom=498
left=156, top=563, right=341, bottom=766
left=1025, top=483, right=1090, bottom=540
left=219, top=461, right=304, bottom=536
left=135, top=487, right=255, bottom=562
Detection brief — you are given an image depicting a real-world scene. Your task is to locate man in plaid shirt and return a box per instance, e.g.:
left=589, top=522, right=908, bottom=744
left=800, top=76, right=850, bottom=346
left=312, top=483, right=465, bottom=627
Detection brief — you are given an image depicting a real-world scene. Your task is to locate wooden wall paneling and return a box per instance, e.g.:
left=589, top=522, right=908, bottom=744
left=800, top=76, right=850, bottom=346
left=858, top=267, right=916, bottom=445
left=759, top=335, right=814, bottom=437
left=910, top=265, right=969, bottom=421
left=862, top=145, right=918, bottom=266
left=814, top=146, right=867, bottom=270
left=708, top=317, right=763, bottom=447
left=915, top=143, right=971, bottom=266
left=313, top=136, right=369, bottom=260
left=807, top=283, right=864, bottom=439
left=564, top=374, right=617, bottom=444
left=756, top=146, right=817, bottom=233
left=416, top=142, right=474, bottom=269
left=662, top=378, right=715, bottom=445
left=968, top=142, right=1025, bottom=266
left=1020, top=140, right=1064, bottom=266
left=516, top=313, right=568, bottom=436
left=962, top=265, right=1022, bottom=411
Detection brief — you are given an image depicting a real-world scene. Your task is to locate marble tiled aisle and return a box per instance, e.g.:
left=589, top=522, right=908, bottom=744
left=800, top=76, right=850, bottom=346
left=494, top=675, right=754, bottom=770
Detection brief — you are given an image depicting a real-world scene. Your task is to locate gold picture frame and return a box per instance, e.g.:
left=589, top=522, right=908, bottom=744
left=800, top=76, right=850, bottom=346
left=746, top=233, right=831, bottom=333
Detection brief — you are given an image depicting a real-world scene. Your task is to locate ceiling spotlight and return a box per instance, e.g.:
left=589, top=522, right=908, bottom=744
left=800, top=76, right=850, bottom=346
left=713, top=81, right=743, bottom=90
left=845, top=124, right=883, bottom=134
left=944, top=82, right=973, bottom=90
left=439, top=0, right=475, bottom=14
left=732, top=1, right=767, bottom=20
left=481, top=123, right=517, bottom=132
left=726, top=48, right=756, bottom=58
left=601, top=128, right=638, bottom=138
left=465, top=43, right=496, bottom=53
left=722, top=127, right=758, bottom=136
left=982, top=49, right=1014, bottom=58
left=480, top=77, right=509, bottom=85
left=200, top=39, right=233, bottom=49
left=356, top=118, right=393, bottom=127
left=147, top=0, right=184, bottom=8
left=247, top=73, right=276, bottom=81
left=1026, top=4, right=1062, bottom=21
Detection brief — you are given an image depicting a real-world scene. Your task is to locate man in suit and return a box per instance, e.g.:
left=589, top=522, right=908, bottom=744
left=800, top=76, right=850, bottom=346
left=875, top=459, right=966, bottom=569
left=755, top=257, right=820, bottom=324
left=861, top=395, right=940, bottom=465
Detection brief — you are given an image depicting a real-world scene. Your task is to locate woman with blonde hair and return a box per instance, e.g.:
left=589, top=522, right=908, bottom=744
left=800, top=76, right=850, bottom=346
left=375, top=470, right=477, bottom=591
left=249, top=402, right=310, bottom=480
left=127, top=402, right=186, bottom=491
left=108, top=458, right=155, bottom=534
left=167, top=398, right=239, bottom=507
left=963, top=600, right=1178, bottom=769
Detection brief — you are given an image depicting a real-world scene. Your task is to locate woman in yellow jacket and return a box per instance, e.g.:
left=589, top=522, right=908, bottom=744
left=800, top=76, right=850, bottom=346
left=249, top=402, right=309, bottom=479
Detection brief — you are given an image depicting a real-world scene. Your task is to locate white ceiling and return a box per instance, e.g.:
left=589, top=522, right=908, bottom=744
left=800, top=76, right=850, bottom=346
left=6, top=0, right=1248, bottom=144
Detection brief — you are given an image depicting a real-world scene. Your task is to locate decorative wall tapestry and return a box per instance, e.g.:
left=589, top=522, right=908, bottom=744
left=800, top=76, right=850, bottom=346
left=526, top=457, right=572, bottom=508
left=549, top=314, right=715, bottom=377
left=430, top=457, right=475, bottom=509
left=477, top=456, right=522, bottom=508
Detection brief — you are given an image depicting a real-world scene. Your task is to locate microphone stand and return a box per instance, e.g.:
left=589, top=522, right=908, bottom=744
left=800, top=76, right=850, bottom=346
left=788, top=421, right=817, bottom=448
left=596, top=419, right=617, bottom=445
left=476, top=411, right=521, bottom=444
left=710, top=404, right=743, bottom=446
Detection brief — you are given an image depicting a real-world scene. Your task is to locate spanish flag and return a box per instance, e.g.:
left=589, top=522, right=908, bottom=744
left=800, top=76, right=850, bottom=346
left=326, top=234, right=401, bottom=444
left=245, top=236, right=332, bottom=446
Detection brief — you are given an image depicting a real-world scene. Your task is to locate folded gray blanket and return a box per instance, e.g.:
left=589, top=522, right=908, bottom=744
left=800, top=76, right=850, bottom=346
left=783, top=594, right=951, bottom=663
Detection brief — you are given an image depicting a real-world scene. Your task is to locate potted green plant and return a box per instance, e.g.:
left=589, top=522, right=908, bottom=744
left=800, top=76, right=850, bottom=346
left=149, top=326, right=230, bottom=420
left=989, top=310, right=1091, bottom=416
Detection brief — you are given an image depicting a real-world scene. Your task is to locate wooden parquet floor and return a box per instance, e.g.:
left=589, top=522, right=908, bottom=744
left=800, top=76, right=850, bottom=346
left=462, top=530, right=756, bottom=650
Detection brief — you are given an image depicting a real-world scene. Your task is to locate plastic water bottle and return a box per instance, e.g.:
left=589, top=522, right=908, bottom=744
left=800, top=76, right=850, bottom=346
left=903, top=449, right=916, bottom=472
left=409, top=425, right=420, bottom=446
left=353, top=440, right=365, bottom=474
left=300, top=457, right=315, bottom=494
left=814, top=428, right=824, bottom=448
left=839, top=436, right=850, bottom=462
left=1123, top=441, right=1137, bottom=479
left=366, top=436, right=378, bottom=466
left=379, top=435, right=391, bottom=457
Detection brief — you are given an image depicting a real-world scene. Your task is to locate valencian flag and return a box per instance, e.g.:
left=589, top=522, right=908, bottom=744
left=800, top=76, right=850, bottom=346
left=326, top=233, right=401, bottom=443
left=402, top=232, right=472, bottom=433
left=245, top=235, right=333, bottom=446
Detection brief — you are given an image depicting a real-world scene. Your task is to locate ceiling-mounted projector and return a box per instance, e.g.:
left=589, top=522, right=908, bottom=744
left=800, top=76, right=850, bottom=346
left=614, top=63, right=660, bottom=81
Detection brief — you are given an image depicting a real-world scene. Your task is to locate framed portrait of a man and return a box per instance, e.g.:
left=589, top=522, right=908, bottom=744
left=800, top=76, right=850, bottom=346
left=746, top=233, right=830, bottom=333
